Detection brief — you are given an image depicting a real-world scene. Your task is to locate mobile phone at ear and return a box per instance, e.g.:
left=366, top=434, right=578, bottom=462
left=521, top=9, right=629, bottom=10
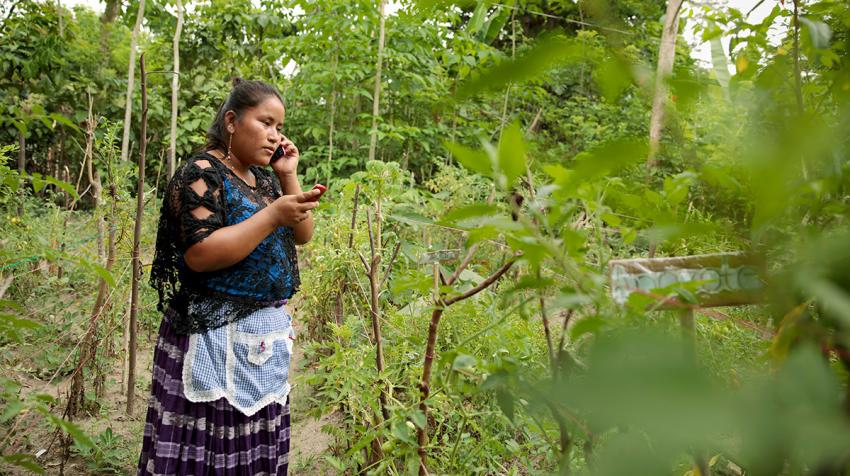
left=307, top=184, right=327, bottom=202
left=271, top=145, right=285, bottom=163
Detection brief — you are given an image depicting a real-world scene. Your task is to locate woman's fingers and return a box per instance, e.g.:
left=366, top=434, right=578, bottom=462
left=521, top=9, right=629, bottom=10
left=297, top=201, right=318, bottom=212
left=280, top=135, right=299, bottom=158
left=295, top=188, right=322, bottom=202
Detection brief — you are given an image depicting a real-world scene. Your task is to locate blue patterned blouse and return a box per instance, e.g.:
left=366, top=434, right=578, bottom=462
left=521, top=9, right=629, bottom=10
left=150, top=152, right=301, bottom=335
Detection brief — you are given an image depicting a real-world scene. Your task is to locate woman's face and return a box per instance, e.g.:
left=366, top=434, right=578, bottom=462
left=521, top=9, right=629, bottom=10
left=226, top=96, right=286, bottom=167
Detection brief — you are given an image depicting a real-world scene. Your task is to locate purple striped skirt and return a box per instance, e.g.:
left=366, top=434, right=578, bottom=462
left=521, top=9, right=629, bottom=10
left=137, top=310, right=290, bottom=476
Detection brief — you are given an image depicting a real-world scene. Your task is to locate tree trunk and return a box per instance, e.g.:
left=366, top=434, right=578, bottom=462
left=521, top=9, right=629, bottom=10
left=128, top=54, right=148, bottom=415
left=646, top=0, right=685, bottom=168
left=367, top=0, right=387, bottom=163
left=363, top=210, right=390, bottom=422
left=68, top=95, right=101, bottom=417
left=84, top=95, right=105, bottom=261
left=101, top=0, right=120, bottom=24
left=417, top=258, right=516, bottom=475
left=120, top=0, right=146, bottom=162
left=168, top=0, right=183, bottom=179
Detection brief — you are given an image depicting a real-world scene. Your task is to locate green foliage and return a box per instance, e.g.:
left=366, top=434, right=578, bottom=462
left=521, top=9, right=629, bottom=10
left=3, top=0, right=850, bottom=473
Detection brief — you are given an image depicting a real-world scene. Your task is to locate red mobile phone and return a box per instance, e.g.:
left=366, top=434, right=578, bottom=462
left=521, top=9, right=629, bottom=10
left=307, top=184, right=327, bottom=202
left=270, top=145, right=285, bottom=163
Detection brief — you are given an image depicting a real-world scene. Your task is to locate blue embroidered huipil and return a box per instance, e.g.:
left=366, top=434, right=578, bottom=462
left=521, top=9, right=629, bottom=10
left=150, top=152, right=299, bottom=415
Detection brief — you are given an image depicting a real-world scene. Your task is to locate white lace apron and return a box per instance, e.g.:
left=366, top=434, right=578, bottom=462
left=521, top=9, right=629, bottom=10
left=181, top=305, right=294, bottom=416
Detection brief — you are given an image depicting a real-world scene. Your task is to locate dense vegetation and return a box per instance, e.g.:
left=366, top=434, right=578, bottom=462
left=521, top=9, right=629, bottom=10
left=2, top=0, right=850, bottom=474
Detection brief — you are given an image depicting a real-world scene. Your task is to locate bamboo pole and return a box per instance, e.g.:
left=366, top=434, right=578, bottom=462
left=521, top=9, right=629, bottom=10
left=168, top=0, right=183, bottom=179
left=127, top=53, right=148, bottom=415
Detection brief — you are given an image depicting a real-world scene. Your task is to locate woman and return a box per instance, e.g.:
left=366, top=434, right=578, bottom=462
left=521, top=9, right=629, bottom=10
left=139, top=79, right=320, bottom=475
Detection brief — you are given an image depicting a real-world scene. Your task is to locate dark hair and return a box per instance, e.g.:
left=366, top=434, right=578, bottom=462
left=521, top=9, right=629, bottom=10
left=203, top=78, right=284, bottom=152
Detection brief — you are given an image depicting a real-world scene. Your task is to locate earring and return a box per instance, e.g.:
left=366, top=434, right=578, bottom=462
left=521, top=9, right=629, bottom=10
left=225, top=133, right=233, bottom=161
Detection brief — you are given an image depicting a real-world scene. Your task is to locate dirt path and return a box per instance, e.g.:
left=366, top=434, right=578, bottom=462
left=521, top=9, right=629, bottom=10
left=2, top=310, right=339, bottom=475
left=288, top=314, right=340, bottom=475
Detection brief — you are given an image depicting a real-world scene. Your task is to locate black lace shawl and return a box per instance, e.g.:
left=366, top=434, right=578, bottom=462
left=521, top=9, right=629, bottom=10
left=150, top=153, right=301, bottom=335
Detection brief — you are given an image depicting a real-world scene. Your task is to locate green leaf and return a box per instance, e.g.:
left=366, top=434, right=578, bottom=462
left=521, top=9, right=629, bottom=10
left=44, top=175, right=79, bottom=199
left=446, top=141, right=492, bottom=177
left=47, top=113, right=81, bottom=132
left=323, top=455, right=347, bottom=471
left=457, top=35, right=582, bottom=98
left=1, top=454, right=44, bottom=474
left=554, top=139, right=648, bottom=197
left=0, top=314, right=42, bottom=331
left=0, top=300, right=24, bottom=312
left=569, top=316, right=606, bottom=340
left=30, top=173, right=44, bottom=193
left=0, top=401, right=25, bottom=423
left=388, top=210, right=434, bottom=227
left=40, top=411, right=94, bottom=451
left=710, top=36, right=731, bottom=90
left=595, top=56, right=633, bottom=103
left=497, top=121, right=526, bottom=189
left=551, top=293, right=592, bottom=311
left=410, top=410, right=426, bottom=430
left=801, top=278, right=850, bottom=326
left=441, top=204, right=500, bottom=225
left=483, top=7, right=509, bottom=44
left=466, top=1, right=489, bottom=34
left=800, top=17, right=832, bottom=49
left=452, top=354, right=477, bottom=371
left=496, top=388, right=514, bottom=423
left=458, top=269, right=484, bottom=284
left=76, top=257, right=116, bottom=287
left=391, top=420, right=415, bottom=444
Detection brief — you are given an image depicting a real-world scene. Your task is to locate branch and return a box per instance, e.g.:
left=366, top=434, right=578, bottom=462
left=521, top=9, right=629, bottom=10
left=348, top=184, right=361, bottom=249
left=366, top=208, right=376, bottom=259
left=444, top=258, right=517, bottom=306
left=358, top=252, right=370, bottom=274
left=447, top=243, right=479, bottom=286
left=556, top=309, right=574, bottom=361
left=378, top=241, right=402, bottom=290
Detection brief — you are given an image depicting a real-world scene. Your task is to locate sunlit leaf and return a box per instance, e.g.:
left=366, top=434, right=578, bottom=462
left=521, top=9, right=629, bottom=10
left=457, top=35, right=581, bottom=98
left=800, top=17, right=832, bottom=49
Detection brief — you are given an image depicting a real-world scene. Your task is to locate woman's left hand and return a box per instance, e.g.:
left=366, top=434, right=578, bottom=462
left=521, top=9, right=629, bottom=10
left=271, top=135, right=299, bottom=176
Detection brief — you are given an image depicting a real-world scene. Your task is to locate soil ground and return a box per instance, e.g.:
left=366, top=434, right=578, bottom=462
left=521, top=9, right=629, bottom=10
left=2, top=305, right=339, bottom=475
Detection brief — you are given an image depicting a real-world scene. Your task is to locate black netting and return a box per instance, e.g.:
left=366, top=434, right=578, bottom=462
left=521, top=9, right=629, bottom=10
left=150, top=153, right=300, bottom=335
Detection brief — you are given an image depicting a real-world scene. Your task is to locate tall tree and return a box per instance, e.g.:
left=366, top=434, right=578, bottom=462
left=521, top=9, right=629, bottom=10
left=168, top=0, right=183, bottom=179
left=101, top=0, right=121, bottom=24
left=367, top=0, right=387, bottom=163
left=119, top=0, right=146, bottom=162
left=646, top=0, right=685, bottom=168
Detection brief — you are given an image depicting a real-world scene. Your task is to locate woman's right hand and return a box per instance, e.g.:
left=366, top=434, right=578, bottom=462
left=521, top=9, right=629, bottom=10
left=270, top=189, right=321, bottom=227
